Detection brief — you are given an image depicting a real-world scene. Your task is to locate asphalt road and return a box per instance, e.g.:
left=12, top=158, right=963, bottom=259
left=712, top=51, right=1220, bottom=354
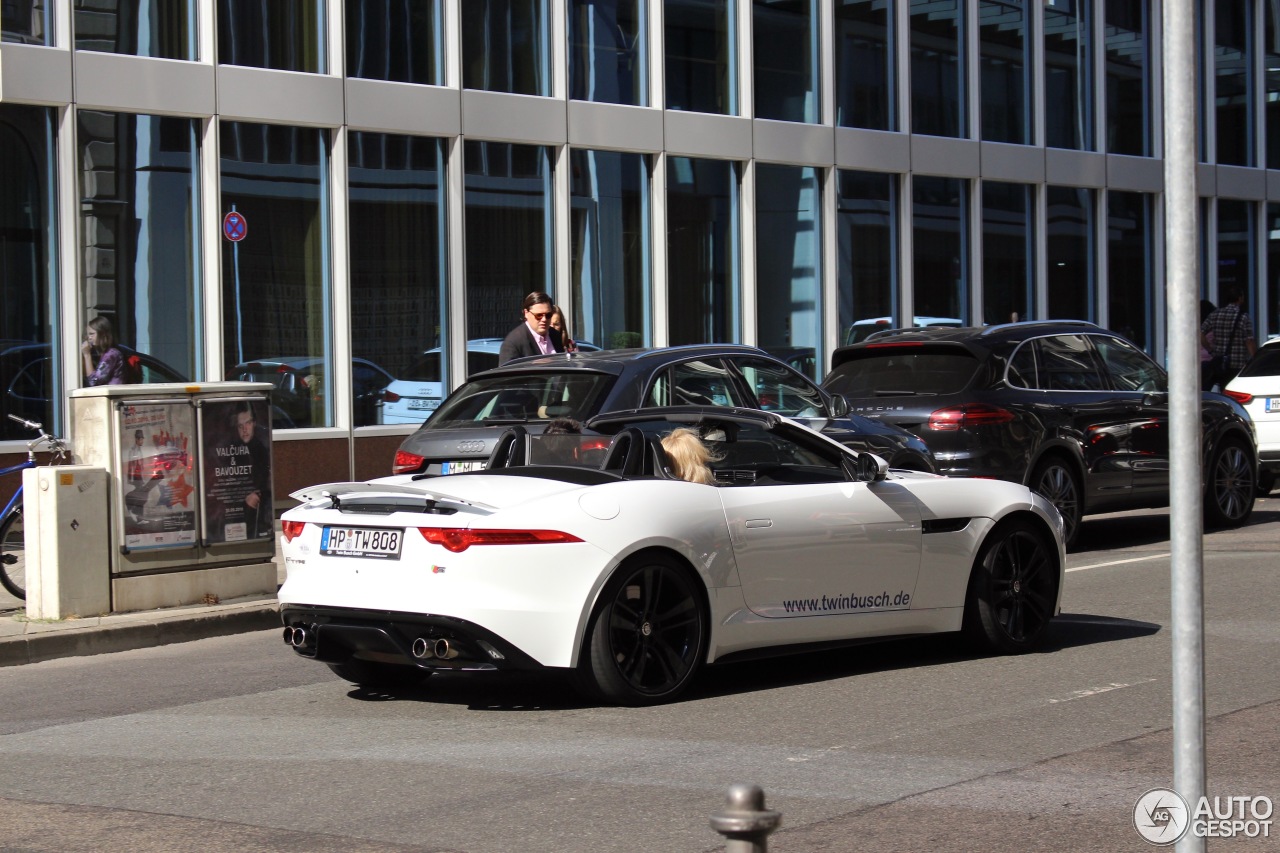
left=0, top=499, right=1277, bottom=853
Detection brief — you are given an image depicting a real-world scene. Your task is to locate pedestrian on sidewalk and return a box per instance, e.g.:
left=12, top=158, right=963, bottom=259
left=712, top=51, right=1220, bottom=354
left=498, top=291, right=564, bottom=366
left=1201, top=285, right=1256, bottom=390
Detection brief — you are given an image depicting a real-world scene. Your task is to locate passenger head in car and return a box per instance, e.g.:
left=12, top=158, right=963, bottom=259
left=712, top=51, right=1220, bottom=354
left=544, top=417, right=582, bottom=435
left=661, top=427, right=719, bottom=485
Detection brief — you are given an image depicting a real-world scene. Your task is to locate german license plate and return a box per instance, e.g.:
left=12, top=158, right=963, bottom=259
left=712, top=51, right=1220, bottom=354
left=408, top=398, right=440, bottom=411
left=1267, top=397, right=1280, bottom=413
left=320, top=526, right=403, bottom=559
left=441, top=460, right=485, bottom=474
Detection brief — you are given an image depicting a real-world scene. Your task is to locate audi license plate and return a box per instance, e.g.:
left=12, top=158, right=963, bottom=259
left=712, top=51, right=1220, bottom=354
left=320, top=526, right=403, bottom=560
left=408, top=398, right=440, bottom=411
left=1267, top=397, right=1280, bottom=413
left=441, top=460, right=485, bottom=474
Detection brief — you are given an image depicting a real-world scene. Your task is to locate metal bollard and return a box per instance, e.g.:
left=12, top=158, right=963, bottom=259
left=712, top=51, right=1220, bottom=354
left=709, top=784, right=782, bottom=853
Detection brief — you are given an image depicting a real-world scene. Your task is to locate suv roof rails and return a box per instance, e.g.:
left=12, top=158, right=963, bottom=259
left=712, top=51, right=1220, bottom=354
left=979, top=319, right=1100, bottom=336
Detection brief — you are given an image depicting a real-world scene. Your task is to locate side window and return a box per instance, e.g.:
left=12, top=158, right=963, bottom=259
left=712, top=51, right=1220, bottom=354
left=1007, top=342, right=1038, bottom=389
left=735, top=357, right=825, bottom=416
left=708, top=424, right=845, bottom=485
left=1091, top=335, right=1166, bottom=393
left=1036, top=335, right=1107, bottom=392
left=646, top=360, right=745, bottom=408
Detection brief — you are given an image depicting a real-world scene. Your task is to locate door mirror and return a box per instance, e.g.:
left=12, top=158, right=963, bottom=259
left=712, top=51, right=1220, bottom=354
left=828, top=393, right=850, bottom=418
left=844, top=452, right=888, bottom=482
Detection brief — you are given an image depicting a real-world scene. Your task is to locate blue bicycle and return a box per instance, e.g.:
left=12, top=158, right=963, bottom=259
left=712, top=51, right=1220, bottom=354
left=1, top=414, right=71, bottom=600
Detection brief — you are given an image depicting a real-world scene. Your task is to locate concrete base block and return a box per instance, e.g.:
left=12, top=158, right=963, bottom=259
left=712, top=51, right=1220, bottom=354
left=112, top=561, right=277, bottom=613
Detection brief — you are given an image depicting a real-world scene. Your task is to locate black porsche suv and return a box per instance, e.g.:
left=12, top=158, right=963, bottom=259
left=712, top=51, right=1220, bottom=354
left=822, top=321, right=1259, bottom=547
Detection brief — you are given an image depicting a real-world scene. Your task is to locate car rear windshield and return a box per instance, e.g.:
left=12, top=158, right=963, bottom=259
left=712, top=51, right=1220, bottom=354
left=427, top=372, right=616, bottom=428
left=825, top=349, right=979, bottom=396
left=1238, top=344, right=1280, bottom=378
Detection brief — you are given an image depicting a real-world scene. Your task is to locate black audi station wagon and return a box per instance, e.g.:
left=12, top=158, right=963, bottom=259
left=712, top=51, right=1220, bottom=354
left=822, top=321, right=1259, bottom=547
left=392, top=345, right=937, bottom=477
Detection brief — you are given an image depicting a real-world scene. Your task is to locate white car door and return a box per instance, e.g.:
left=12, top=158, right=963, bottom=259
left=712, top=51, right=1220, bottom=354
left=710, top=426, right=923, bottom=619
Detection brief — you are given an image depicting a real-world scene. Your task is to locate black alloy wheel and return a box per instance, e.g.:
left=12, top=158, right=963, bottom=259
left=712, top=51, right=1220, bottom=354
left=1204, top=440, right=1256, bottom=528
left=578, top=553, right=707, bottom=705
left=963, top=519, right=1058, bottom=654
left=1030, top=458, right=1082, bottom=548
left=0, top=508, right=26, bottom=600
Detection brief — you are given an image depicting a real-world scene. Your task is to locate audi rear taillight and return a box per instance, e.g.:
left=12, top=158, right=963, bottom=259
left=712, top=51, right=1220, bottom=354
left=382, top=389, right=402, bottom=403
left=393, top=450, right=426, bottom=474
left=1223, top=389, right=1253, bottom=405
left=281, top=520, right=306, bottom=542
left=416, top=527, right=583, bottom=553
left=928, top=403, right=1015, bottom=431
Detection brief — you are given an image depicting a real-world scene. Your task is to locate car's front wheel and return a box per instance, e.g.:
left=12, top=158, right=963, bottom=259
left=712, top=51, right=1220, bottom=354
left=1030, top=457, right=1082, bottom=548
left=963, top=519, right=1058, bottom=654
left=576, top=553, right=707, bottom=706
left=327, top=659, right=430, bottom=689
left=1204, top=439, right=1256, bottom=528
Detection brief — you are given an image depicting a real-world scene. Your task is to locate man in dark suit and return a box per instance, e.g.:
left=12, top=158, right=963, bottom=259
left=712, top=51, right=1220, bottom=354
left=498, top=291, right=565, bottom=365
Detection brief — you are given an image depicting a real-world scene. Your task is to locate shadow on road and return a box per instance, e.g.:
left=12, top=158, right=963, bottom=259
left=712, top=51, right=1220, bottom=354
left=1073, top=512, right=1170, bottom=553
left=343, top=613, right=1162, bottom=710
left=1071, top=503, right=1280, bottom=556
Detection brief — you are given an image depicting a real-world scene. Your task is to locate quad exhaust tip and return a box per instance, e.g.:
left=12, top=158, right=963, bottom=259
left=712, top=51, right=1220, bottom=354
left=411, top=637, right=460, bottom=660
left=283, top=626, right=310, bottom=648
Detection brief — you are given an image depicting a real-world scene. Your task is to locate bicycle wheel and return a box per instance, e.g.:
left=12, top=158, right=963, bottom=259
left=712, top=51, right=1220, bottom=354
left=0, top=506, right=26, bottom=600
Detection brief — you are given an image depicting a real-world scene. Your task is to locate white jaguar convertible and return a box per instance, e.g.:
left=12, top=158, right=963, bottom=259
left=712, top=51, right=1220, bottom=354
left=278, top=407, right=1065, bottom=705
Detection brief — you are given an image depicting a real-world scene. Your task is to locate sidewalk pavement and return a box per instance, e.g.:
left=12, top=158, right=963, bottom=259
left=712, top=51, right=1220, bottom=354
left=0, top=548, right=285, bottom=669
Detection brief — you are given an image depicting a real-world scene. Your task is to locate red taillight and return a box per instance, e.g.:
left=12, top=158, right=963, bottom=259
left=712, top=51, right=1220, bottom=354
left=281, top=520, right=306, bottom=542
left=1223, top=389, right=1253, bottom=405
left=928, top=403, right=1015, bottom=431
left=416, top=527, right=583, bottom=553
left=382, top=389, right=402, bottom=403
left=393, top=450, right=426, bottom=474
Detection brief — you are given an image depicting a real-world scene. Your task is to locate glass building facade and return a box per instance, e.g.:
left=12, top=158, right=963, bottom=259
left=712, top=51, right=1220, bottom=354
left=2, top=0, right=1278, bottom=495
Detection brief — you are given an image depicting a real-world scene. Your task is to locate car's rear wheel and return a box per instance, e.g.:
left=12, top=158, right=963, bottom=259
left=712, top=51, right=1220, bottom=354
left=327, top=659, right=429, bottom=689
left=1204, top=439, right=1256, bottom=528
left=576, top=553, right=707, bottom=706
left=0, top=508, right=26, bottom=600
left=1030, top=457, right=1082, bottom=548
left=963, top=519, right=1058, bottom=654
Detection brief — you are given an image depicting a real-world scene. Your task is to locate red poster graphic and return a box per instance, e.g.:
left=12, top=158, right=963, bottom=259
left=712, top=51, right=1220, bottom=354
left=119, top=403, right=198, bottom=549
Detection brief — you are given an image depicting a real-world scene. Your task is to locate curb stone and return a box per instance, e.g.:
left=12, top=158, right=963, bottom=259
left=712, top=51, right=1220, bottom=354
left=0, top=602, right=281, bottom=667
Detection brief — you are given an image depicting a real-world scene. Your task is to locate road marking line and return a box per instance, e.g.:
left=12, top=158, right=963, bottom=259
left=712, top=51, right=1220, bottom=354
left=1047, top=678, right=1158, bottom=704
left=1067, top=553, right=1169, bottom=573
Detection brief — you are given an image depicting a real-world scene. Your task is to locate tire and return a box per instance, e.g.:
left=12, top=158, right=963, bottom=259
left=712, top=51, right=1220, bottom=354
left=1204, top=440, right=1255, bottom=528
left=327, top=659, right=429, bottom=689
left=963, top=519, right=1058, bottom=654
left=1029, top=457, right=1083, bottom=549
left=1259, top=470, right=1277, bottom=497
left=0, top=507, right=26, bottom=601
left=576, top=553, right=707, bottom=706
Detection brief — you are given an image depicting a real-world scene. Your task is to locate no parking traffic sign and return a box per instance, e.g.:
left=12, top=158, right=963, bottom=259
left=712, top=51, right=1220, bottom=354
left=223, top=211, right=247, bottom=242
